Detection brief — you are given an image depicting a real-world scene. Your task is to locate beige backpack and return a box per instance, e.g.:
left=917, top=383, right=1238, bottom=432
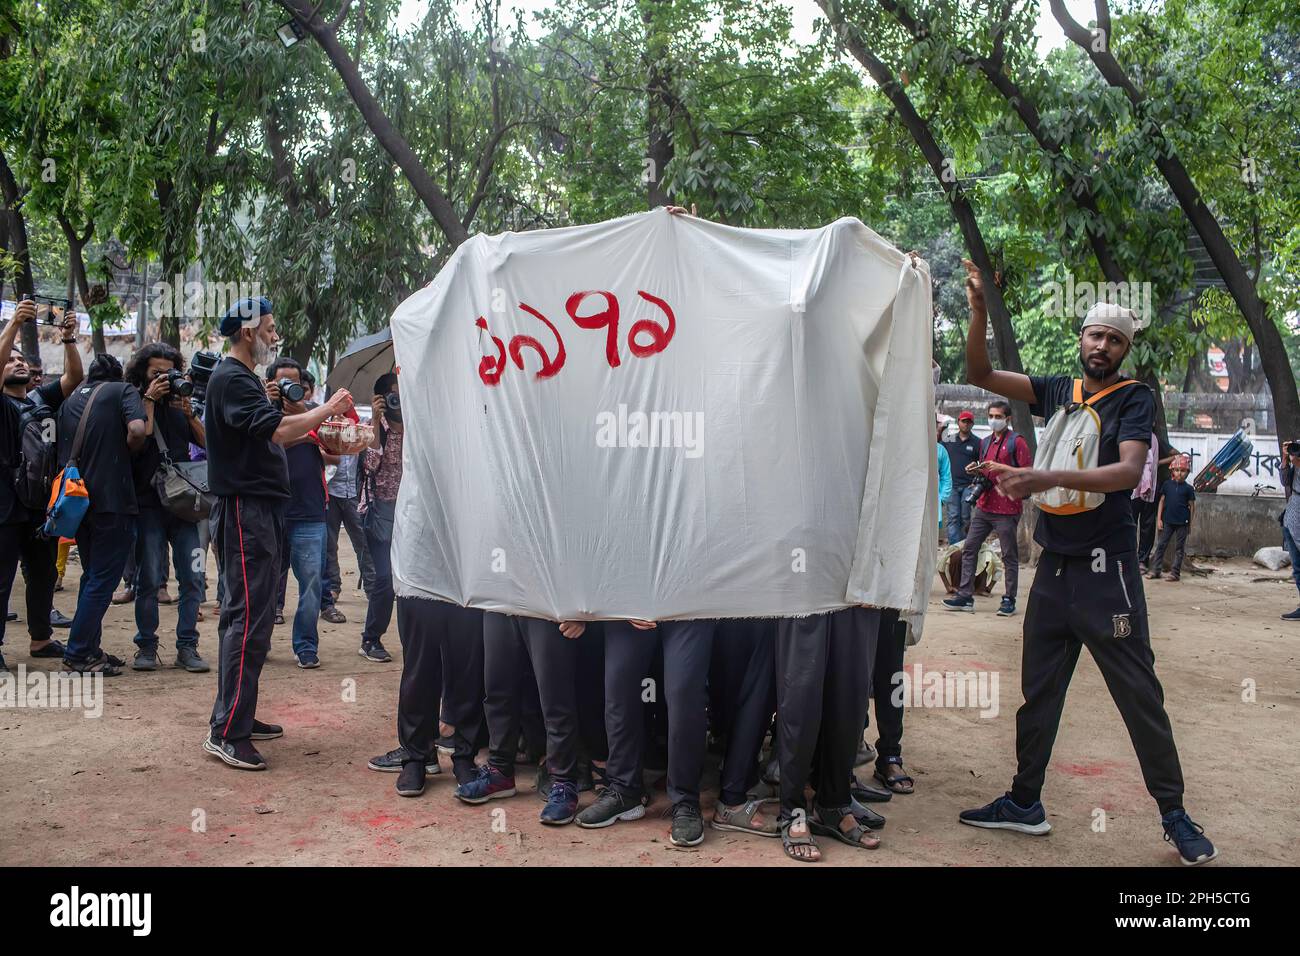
left=1031, top=378, right=1141, bottom=515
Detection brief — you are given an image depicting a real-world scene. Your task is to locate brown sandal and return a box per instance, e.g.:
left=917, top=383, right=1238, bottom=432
left=780, top=816, right=821, bottom=862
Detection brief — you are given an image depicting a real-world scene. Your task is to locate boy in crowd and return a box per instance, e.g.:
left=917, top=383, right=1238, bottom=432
left=1147, top=456, right=1195, bottom=582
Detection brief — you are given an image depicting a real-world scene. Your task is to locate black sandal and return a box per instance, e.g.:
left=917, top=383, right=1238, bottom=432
left=810, top=805, right=881, bottom=850
left=874, top=756, right=915, bottom=794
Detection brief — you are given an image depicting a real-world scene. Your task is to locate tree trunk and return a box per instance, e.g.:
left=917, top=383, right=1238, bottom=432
left=279, top=0, right=470, bottom=247
left=1050, top=0, right=1300, bottom=451
left=0, top=146, right=39, bottom=361
left=57, top=214, right=103, bottom=353
left=644, top=1, right=675, bottom=209
left=821, top=2, right=1035, bottom=452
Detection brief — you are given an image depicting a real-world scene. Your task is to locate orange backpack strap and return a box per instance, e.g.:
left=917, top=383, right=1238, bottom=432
left=1081, top=378, right=1140, bottom=407
left=1071, top=379, right=1083, bottom=404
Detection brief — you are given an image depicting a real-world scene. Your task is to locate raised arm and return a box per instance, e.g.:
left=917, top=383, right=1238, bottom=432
left=273, top=389, right=353, bottom=446
left=962, top=259, right=1036, bottom=405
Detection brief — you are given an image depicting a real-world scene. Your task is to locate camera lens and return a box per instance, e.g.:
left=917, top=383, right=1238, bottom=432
left=385, top=393, right=401, bottom=411
left=167, top=371, right=194, bottom=397
left=278, top=379, right=306, bottom=403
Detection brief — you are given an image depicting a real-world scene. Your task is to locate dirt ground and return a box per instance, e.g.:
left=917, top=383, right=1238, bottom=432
left=2, top=546, right=1297, bottom=868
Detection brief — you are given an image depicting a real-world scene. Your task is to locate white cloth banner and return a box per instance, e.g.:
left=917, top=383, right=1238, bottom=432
left=391, top=209, right=937, bottom=625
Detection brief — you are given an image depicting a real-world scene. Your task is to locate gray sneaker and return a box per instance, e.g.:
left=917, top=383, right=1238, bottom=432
left=176, top=647, right=210, bottom=673
left=368, top=746, right=440, bottom=775
left=132, top=647, right=159, bottom=671
left=670, top=802, right=705, bottom=847
left=576, top=788, right=646, bottom=828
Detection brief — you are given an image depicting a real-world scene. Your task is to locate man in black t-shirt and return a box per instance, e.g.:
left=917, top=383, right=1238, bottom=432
left=124, top=343, right=209, bottom=674
left=201, top=297, right=353, bottom=772
left=951, top=261, right=1217, bottom=866
left=57, top=354, right=147, bottom=674
left=0, top=299, right=85, bottom=672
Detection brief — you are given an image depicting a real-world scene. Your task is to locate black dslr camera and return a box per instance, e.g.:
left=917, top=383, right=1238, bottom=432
left=964, top=472, right=993, bottom=504
left=276, top=378, right=307, bottom=404
left=187, top=350, right=220, bottom=419
left=165, top=368, right=194, bottom=397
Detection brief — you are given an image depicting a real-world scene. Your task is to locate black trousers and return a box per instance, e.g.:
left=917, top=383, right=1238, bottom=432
left=0, top=520, right=56, bottom=647
left=776, top=608, right=879, bottom=819
left=483, top=612, right=580, bottom=784
left=1011, top=551, right=1184, bottom=814
left=575, top=622, right=608, bottom=762
left=712, top=619, right=776, bottom=806
left=867, top=608, right=908, bottom=765
left=603, top=620, right=714, bottom=807
left=438, top=605, right=485, bottom=767
left=1150, top=523, right=1189, bottom=575
left=395, top=597, right=482, bottom=767
left=209, top=496, right=284, bottom=742
left=1132, top=497, right=1158, bottom=565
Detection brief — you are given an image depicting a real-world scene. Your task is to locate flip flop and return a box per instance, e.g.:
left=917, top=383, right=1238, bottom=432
left=874, top=756, right=915, bottom=794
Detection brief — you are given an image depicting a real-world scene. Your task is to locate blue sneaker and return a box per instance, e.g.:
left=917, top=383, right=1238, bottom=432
left=454, top=764, right=516, bottom=804
left=1162, top=809, right=1218, bottom=865
left=296, top=652, right=320, bottom=669
left=943, top=595, right=974, bottom=612
left=959, top=793, right=1052, bottom=835
left=540, top=780, right=579, bottom=826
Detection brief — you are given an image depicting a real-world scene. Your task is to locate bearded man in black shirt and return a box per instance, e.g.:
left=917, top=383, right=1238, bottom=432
left=953, top=261, right=1217, bottom=866
left=202, top=297, right=353, bottom=772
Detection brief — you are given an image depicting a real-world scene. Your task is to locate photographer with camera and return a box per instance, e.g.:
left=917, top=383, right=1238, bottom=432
left=942, top=400, right=1030, bottom=616
left=265, top=357, right=338, bottom=668
left=1, top=297, right=84, bottom=671
left=124, top=343, right=208, bottom=674
left=203, top=298, right=353, bottom=772
left=358, top=373, right=402, bottom=664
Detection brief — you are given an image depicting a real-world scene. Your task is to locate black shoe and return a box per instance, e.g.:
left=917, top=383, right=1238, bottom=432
left=850, top=772, right=892, bottom=803
left=997, top=596, right=1016, bottom=617
left=132, top=647, right=159, bottom=671
left=943, top=595, right=975, bottom=612
left=202, top=734, right=267, bottom=771
left=670, top=802, right=705, bottom=847
left=368, top=746, right=440, bottom=775
left=296, top=652, right=320, bottom=669
left=396, top=761, right=426, bottom=797
left=30, top=639, right=67, bottom=659
left=250, top=719, right=284, bottom=740
left=274, top=611, right=285, bottom=626
left=576, top=788, right=646, bottom=828
left=5, top=611, right=16, bottom=622
left=1282, top=607, right=1300, bottom=621
left=176, top=647, right=210, bottom=673
left=358, top=642, right=392, bottom=663
left=49, top=608, right=73, bottom=628
left=436, top=735, right=456, bottom=755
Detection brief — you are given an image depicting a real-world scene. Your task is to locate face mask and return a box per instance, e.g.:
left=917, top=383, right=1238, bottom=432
left=989, top=417, right=1008, bottom=432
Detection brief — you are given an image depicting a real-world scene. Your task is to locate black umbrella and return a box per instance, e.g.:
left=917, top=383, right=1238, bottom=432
left=326, top=328, right=393, bottom=398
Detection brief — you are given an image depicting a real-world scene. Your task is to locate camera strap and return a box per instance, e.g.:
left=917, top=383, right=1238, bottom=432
left=152, top=414, right=175, bottom=465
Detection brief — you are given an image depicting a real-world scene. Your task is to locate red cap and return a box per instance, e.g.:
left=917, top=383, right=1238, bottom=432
left=958, top=410, right=974, bottom=422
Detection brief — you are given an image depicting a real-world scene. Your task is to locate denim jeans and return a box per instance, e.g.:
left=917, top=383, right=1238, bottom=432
left=362, top=501, right=396, bottom=647
left=1283, top=527, right=1300, bottom=598
left=324, top=495, right=375, bottom=604
left=133, top=507, right=203, bottom=651
left=286, top=520, right=327, bottom=657
left=67, top=512, right=137, bottom=665
left=945, top=490, right=973, bottom=544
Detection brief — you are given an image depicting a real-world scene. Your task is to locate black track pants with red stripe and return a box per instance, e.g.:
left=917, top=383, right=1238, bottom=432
left=209, top=495, right=285, bottom=742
